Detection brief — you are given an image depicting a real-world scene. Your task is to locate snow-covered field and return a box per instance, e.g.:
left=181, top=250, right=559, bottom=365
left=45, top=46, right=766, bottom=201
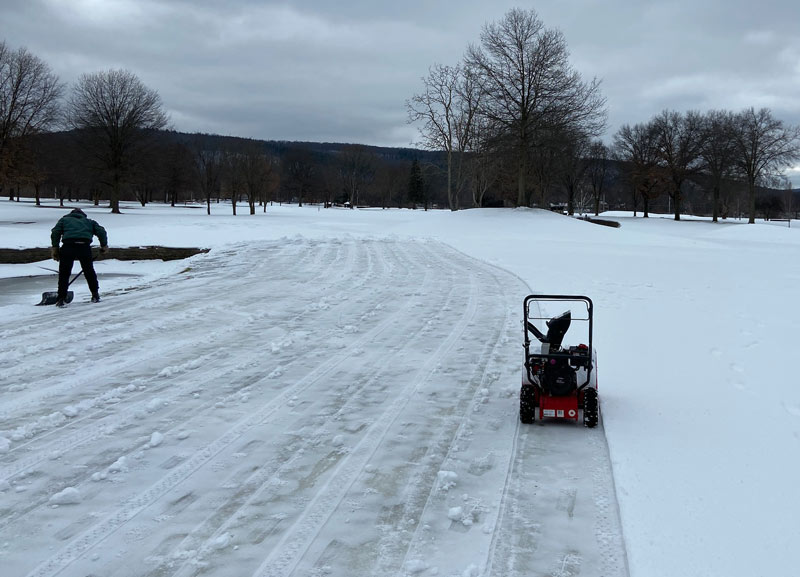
left=1, top=199, right=799, bottom=577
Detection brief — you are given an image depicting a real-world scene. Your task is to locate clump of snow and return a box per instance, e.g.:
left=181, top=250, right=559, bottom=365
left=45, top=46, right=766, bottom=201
left=447, top=506, right=463, bottom=521
left=148, top=431, right=164, bottom=448
left=210, top=532, right=233, bottom=550
left=404, top=559, right=430, bottom=574
left=437, top=470, right=458, bottom=491
left=62, top=405, right=79, bottom=418
left=146, top=398, right=165, bottom=412
left=49, top=486, right=82, bottom=505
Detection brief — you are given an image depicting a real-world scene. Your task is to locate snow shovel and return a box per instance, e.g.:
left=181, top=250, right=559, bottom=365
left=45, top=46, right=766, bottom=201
left=36, top=270, right=83, bottom=306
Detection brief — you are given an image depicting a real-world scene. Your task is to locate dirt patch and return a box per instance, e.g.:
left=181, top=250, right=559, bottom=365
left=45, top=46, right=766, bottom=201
left=0, top=246, right=209, bottom=264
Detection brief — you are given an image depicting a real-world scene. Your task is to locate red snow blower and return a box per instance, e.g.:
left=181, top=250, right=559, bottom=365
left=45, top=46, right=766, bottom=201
left=520, top=295, right=598, bottom=427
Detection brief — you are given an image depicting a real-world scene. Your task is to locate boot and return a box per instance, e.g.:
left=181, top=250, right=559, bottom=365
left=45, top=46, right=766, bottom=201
left=91, top=292, right=101, bottom=303
left=56, top=299, right=66, bottom=308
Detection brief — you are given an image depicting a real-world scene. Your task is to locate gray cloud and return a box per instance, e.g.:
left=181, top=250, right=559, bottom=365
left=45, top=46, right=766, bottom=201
left=3, top=0, right=800, bottom=180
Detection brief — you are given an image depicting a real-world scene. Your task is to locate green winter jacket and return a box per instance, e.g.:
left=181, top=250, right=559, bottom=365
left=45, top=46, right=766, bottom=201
left=51, top=209, right=108, bottom=247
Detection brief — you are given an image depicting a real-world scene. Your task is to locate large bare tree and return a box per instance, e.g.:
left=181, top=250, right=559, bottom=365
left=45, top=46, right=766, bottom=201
left=240, top=143, right=275, bottom=215
left=283, top=147, right=316, bottom=207
left=65, top=69, right=168, bottom=213
left=466, top=8, right=606, bottom=207
left=586, top=140, right=609, bottom=216
left=556, top=129, right=590, bottom=215
left=731, top=107, right=800, bottom=223
left=191, top=136, right=223, bottom=215
left=651, top=110, right=704, bottom=220
left=613, top=122, right=665, bottom=217
left=338, top=144, right=374, bottom=208
left=699, top=110, right=737, bottom=222
left=0, top=41, right=63, bottom=186
left=407, top=63, right=482, bottom=210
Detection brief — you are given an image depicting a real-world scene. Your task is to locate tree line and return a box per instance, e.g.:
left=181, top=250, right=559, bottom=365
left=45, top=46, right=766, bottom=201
left=408, top=8, right=800, bottom=222
left=0, top=40, right=442, bottom=213
left=2, top=8, right=800, bottom=221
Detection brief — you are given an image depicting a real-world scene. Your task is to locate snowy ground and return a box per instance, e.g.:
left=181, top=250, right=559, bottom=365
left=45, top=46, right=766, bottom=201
left=1, top=199, right=799, bottom=577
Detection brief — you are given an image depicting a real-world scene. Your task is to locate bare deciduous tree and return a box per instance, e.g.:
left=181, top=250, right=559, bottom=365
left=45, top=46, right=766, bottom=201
left=240, top=143, right=275, bottom=215
left=338, top=145, right=374, bottom=208
left=191, top=137, right=223, bottom=215
left=587, top=140, right=609, bottom=216
left=731, top=107, right=800, bottom=224
left=407, top=63, right=482, bottom=210
left=164, top=141, right=193, bottom=207
left=284, top=148, right=316, bottom=207
left=223, top=148, right=245, bottom=215
left=556, top=130, right=590, bottom=215
left=651, top=110, right=704, bottom=220
left=0, top=41, right=63, bottom=187
left=466, top=8, right=606, bottom=207
left=65, top=69, right=168, bottom=213
left=699, top=110, right=737, bottom=222
left=613, top=122, right=665, bottom=217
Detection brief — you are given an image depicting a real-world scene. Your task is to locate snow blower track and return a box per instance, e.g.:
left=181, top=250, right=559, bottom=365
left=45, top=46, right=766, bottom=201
left=0, top=237, right=628, bottom=577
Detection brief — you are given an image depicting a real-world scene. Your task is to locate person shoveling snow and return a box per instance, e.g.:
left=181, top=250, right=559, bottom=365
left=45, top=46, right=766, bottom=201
left=44, top=208, right=109, bottom=307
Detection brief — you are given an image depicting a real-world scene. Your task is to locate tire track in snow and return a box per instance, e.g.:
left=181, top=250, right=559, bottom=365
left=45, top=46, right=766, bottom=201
left=0, top=241, right=299, bottom=343
left=146, top=243, right=457, bottom=577
left=367, top=258, right=521, bottom=576
left=246, top=245, right=482, bottom=577
left=0, top=238, right=366, bottom=436
left=16, top=239, right=428, bottom=577
left=6, top=237, right=629, bottom=577
left=1, top=240, right=397, bottom=520
left=0, top=242, right=340, bottom=414
left=484, top=418, right=629, bottom=577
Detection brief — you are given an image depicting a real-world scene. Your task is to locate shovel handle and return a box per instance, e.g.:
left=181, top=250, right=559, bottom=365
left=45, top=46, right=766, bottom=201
left=67, top=269, right=84, bottom=287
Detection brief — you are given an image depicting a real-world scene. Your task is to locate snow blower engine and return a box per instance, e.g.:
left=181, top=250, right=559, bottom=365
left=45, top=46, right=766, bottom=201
left=520, top=295, right=598, bottom=428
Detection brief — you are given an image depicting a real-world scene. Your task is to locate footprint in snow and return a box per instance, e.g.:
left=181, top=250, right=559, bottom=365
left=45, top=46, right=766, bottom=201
left=782, top=402, right=800, bottom=417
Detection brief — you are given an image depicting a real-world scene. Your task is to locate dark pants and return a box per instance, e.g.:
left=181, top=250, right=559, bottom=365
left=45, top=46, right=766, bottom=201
left=58, top=243, right=98, bottom=300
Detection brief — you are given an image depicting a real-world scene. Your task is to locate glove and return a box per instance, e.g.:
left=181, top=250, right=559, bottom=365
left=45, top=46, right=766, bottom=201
left=99, top=245, right=109, bottom=254
left=51, top=246, right=60, bottom=261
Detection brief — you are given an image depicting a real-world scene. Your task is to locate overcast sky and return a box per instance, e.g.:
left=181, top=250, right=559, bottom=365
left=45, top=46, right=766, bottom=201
left=3, top=0, right=800, bottom=170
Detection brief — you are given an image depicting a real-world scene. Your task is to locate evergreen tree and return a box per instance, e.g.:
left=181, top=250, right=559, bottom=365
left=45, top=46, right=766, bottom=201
left=408, top=157, right=424, bottom=208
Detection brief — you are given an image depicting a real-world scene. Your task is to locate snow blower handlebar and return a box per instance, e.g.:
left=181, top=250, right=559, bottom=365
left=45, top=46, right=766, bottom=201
left=523, top=295, right=594, bottom=389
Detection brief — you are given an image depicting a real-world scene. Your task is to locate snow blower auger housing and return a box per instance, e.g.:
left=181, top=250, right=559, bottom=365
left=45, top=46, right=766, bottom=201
left=521, top=295, right=599, bottom=428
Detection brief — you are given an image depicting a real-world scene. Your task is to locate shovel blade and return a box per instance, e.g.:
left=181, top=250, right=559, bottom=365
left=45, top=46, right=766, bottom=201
left=37, top=291, right=74, bottom=306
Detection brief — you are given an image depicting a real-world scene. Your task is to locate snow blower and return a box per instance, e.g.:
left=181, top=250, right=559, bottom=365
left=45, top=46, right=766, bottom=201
left=520, top=295, right=599, bottom=427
